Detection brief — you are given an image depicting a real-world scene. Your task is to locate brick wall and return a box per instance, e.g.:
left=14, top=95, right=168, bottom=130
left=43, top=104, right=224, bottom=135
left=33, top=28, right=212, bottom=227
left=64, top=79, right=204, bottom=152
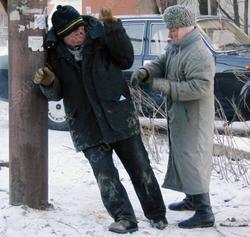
left=0, top=2, right=5, bottom=14
left=83, top=0, right=153, bottom=15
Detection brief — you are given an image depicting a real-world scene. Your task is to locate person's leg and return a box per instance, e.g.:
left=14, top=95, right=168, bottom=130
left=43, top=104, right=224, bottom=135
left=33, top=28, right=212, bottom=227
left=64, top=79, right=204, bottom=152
left=83, top=144, right=138, bottom=233
left=113, top=135, right=167, bottom=229
left=178, top=193, right=215, bottom=228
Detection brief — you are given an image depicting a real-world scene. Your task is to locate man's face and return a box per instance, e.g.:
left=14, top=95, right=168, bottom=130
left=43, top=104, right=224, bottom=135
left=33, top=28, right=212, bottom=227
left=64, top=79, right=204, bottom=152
left=63, top=25, right=86, bottom=47
left=168, top=27, right=179, bottom=44
left=168, top=26, right=194, bottom=44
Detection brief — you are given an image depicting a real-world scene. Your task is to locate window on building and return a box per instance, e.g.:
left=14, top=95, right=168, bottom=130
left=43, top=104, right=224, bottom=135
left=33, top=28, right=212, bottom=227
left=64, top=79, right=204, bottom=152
left=0, top=14, right=7, bottom=27
left=0, top=14, right=8, bottom=47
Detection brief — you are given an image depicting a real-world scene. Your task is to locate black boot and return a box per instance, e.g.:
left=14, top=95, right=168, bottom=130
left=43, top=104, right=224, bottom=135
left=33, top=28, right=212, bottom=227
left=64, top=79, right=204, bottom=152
left=150, top=217, right=168, bottom=230
left=178, top=193, right=215, bottom=229
left=109, top=220, right=138, bottom=234
left=168, top=195, right=195, bottom=211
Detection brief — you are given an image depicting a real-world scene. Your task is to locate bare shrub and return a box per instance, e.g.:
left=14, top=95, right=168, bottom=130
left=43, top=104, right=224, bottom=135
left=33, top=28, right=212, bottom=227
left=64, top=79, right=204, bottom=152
left=130, top=85, right=250, bottom=185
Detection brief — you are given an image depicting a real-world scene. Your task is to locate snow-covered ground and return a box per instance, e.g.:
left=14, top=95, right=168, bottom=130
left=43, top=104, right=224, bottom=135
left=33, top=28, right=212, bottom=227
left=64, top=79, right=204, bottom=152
left=0, top=100, right=250, bottom=237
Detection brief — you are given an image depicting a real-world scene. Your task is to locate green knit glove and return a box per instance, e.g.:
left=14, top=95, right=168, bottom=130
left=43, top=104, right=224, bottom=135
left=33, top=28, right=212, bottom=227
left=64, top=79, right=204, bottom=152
left=130, top=68, right=149, bottom=88
left=152, top=78, right=171, bottom=94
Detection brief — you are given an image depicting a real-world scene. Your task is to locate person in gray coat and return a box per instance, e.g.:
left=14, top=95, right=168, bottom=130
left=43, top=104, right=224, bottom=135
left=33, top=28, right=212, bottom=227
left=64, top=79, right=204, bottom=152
left=33, top=5, right=167, bottom=234
left=131, top=5, right=215, bottom=229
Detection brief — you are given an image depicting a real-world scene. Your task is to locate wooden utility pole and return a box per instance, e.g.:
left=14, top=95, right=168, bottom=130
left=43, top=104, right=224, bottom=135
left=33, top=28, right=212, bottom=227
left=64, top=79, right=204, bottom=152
left=9, top=0, right=48, bottom=209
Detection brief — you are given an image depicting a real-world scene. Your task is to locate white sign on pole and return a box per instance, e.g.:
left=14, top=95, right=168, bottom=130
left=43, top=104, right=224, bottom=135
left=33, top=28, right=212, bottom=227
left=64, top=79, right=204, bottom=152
left=86, top=6, right=92, bottom=15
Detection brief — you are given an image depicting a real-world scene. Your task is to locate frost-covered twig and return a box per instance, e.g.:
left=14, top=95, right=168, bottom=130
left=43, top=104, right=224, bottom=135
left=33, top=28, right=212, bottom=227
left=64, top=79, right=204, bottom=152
left=130, top=85, right=250, bottom=185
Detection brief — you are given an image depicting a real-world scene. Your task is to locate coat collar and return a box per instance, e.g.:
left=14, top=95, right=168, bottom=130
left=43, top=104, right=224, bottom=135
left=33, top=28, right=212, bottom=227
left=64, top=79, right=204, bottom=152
left=174, top=28, right=201, bottom=49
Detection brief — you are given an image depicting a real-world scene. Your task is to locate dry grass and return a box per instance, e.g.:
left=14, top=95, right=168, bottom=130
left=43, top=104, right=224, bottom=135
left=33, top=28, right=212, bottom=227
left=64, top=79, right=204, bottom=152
left=130, top=85, right=250, bottom=185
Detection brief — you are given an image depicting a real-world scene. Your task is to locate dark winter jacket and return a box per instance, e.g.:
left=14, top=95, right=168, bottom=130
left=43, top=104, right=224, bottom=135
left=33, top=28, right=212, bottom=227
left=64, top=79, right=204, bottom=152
left=40, top=16, right=140, bottom=151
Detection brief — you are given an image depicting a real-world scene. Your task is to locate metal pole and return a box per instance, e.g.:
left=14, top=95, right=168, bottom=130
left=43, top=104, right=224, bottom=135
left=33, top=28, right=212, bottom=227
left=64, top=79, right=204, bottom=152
left=9, top=0, right=48, bottom=209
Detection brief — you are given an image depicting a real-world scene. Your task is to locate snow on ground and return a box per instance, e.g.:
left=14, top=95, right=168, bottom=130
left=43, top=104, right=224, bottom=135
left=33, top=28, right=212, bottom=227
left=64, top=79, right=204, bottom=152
left=0, top=100, right=250, bottom=237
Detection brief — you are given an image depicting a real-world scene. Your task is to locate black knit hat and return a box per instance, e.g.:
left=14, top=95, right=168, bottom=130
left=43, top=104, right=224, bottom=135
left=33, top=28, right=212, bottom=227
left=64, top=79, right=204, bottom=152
left=52, top=5, right=85, bottom=37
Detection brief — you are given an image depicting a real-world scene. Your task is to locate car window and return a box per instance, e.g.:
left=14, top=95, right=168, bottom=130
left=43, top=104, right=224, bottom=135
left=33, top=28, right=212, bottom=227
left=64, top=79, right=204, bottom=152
left=197, top=19, right=250, bottom=51
left=150, top=23, right=169, bottom=55
left=123, top=22, right=145, bottom=55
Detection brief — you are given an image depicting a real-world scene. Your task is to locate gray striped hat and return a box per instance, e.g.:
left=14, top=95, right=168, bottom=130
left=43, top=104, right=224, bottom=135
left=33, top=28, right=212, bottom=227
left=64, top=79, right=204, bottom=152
left=163, top=5, right=195, bottom=29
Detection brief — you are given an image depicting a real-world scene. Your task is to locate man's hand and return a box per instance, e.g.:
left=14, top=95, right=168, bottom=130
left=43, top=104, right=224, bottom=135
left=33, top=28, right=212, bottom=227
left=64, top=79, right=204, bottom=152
left=33, top=67, right=55, bottom=86
left=130, top=68, right=148, bottom=87
left=99, top=7, right=117, bottom=23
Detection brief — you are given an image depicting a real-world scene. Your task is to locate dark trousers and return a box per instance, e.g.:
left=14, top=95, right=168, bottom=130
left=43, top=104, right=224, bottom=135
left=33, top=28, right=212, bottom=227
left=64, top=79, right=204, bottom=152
left=83, top=135, right=166, bottom=223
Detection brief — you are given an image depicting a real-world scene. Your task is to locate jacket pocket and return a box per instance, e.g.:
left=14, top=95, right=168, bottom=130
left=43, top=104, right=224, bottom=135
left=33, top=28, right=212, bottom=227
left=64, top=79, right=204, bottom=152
left=94, top=62, right=128, bottom=101
left=101, top=98, right=139, bottom=133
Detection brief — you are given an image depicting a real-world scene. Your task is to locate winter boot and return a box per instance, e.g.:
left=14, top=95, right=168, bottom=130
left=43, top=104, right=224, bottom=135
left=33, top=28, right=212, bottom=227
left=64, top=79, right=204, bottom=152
left=108, top=220, right=138, bottom=234
left=150, top=217, right=168, bottom=230
left=168, top=195, right=195, bottom=211
left=178, top=193, right=215, bottom=229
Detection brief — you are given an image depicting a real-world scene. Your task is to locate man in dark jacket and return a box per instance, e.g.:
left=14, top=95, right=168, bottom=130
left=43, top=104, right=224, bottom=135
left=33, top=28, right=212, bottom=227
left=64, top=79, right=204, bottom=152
left=33, top=5, right=167, bottom=234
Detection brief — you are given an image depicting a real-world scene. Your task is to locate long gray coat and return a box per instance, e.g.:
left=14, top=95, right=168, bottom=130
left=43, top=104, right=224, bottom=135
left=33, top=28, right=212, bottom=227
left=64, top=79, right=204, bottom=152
left=143, top=29, right=215, bottom=194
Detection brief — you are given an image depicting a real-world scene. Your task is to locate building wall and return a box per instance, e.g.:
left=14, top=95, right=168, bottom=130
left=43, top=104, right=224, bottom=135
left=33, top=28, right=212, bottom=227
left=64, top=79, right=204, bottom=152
left=82, top=0, right=153, bottom=16
left=0, top=1, right=249, bottom=31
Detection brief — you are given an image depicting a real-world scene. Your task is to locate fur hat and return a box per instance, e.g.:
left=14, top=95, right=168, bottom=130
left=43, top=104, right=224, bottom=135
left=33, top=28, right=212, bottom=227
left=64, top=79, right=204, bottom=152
left=163, top=5, right=195, bottom=29
left=52, top=5, right=85, bottom=37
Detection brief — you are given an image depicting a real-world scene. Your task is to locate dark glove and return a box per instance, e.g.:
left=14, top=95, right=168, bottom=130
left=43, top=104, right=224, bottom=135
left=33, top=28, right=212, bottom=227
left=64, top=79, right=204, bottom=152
left=99, top=7, right=117, bottom=23
left=44, top=29, right=58, bottom=50
left=142, top=79, right=153, bottom=90
left=33, top=67, right=55, bottom=86
left=130, top=68, right=149, bottom=87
